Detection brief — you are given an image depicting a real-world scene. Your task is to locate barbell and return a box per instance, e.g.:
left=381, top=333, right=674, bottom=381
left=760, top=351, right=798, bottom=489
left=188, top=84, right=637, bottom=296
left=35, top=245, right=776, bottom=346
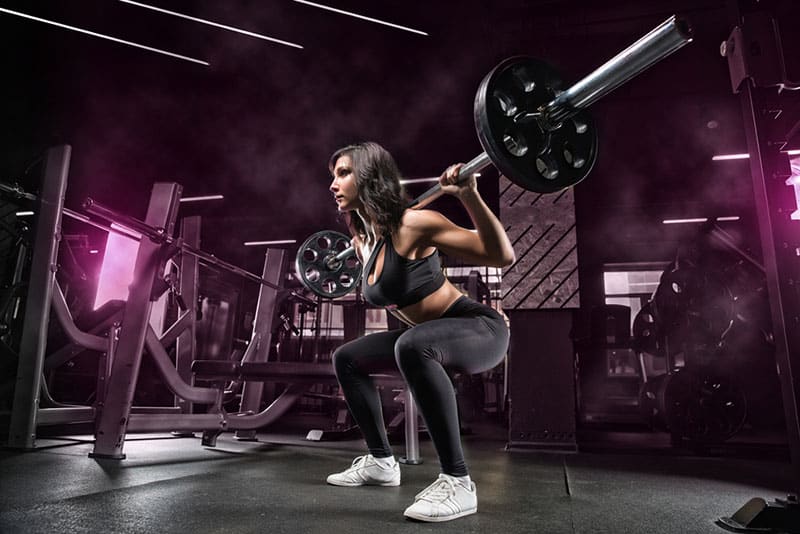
left=79, top=198, right=318, bottom=307
left=296, top=15, right=693, bottom=299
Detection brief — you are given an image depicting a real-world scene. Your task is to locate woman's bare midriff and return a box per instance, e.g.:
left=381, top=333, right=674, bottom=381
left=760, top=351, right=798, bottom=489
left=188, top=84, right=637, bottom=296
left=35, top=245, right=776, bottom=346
left=389, top=280, right=464, bottom=326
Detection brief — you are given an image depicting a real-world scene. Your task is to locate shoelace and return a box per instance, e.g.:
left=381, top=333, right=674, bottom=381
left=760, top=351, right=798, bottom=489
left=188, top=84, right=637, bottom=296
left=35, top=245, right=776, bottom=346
left=349, top=455, right=368, bottom=469
left=415, top=476, right=457, bottom=502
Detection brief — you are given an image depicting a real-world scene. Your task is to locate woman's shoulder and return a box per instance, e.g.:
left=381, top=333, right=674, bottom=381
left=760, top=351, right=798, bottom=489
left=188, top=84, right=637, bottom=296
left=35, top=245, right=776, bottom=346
left=400, top=209, right=448, bottom=231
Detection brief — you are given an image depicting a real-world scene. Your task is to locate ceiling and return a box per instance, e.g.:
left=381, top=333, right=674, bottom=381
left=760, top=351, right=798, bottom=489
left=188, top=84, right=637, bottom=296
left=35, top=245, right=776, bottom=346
left=1, top=0, right=798, bottom=270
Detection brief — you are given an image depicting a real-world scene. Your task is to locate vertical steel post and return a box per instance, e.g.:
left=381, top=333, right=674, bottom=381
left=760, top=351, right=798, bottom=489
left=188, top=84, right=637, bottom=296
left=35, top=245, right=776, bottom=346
left=400, top=389, right=422, bottom=464
left=90, top=183, right=182, bottom=459
left=234, top=248, right=285, bottom=440
left=7, top=145, right=71, bottom=449
left=739, top=81, right=800, bottom=493
left=175, top=216, right=200, bottom=415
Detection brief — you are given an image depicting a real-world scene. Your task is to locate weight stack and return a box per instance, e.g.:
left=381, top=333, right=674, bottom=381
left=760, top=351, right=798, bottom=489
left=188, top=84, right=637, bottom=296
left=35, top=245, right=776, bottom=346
left=506, top=309, right=577, bottom=452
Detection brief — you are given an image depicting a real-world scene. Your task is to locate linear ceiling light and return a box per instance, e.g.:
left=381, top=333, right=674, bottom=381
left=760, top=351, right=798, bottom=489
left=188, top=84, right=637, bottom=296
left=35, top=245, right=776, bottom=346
left=662, top=216, right=740, bottom=224
left=712, top=153, right=749, bottom=161
left=119, top=0, right=303, bottom=49
left=292, top=0, right=427, bottom=36
left=713, top=149, right=800, bottom=161
left=244, top=239, right=298, bottom=246
left=0, top=7, right=209, bottom=65
left=662, top=218, right=709, bottom=224
left=180, top=194, right=225, bottom=203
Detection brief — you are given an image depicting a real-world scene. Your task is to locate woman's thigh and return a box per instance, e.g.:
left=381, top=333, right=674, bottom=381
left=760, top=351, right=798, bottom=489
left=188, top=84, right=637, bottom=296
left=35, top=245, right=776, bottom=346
left=396, top=315, right=508, bottom=375
left=333, top=328, right=405, bottom=375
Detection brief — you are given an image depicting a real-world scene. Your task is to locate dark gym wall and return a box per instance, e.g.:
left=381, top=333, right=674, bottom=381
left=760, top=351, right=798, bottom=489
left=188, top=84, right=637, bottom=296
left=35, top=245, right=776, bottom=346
left=2, top=0, right=797, bottom=290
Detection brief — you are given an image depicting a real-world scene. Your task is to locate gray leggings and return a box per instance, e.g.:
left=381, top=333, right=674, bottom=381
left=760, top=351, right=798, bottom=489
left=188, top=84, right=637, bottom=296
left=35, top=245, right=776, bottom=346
left=331, top=296, right=509, bottom=476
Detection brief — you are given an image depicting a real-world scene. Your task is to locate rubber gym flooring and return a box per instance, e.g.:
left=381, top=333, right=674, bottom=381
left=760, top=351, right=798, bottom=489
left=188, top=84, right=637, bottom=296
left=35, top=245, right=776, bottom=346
left=0, top=417, right=793, bottom=534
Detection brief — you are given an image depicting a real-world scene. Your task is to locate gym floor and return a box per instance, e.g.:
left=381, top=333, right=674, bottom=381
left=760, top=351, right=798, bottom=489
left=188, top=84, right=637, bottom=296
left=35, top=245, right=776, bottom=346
left=0, top=415, right=792, bottom=534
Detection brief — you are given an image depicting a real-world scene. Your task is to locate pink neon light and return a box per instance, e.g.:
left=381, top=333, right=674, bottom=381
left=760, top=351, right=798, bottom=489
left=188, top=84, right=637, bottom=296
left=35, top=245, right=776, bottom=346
left=93, top=224, right=141, bottom=309
left=790, top=155, right=800, bottom=221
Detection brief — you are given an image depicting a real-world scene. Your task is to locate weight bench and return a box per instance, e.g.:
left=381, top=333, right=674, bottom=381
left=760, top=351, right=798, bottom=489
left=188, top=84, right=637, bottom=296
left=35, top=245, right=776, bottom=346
left=192, top=360, right=423, bottom=463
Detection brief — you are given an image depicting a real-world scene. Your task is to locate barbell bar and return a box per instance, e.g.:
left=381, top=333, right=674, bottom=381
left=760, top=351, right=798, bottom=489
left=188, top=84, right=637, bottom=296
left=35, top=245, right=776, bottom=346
left=80, top=197, right=318, bottom=306
left=3, top=182, right=319, bottom=306
left=318, top=16, right=693, bottom=276
left=1, top=183, right=138, bottom=239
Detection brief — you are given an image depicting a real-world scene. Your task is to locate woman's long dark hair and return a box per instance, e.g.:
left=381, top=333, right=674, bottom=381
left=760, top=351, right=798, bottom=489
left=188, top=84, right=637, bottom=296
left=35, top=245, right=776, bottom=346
left=329, top=142, right=408, bottom=240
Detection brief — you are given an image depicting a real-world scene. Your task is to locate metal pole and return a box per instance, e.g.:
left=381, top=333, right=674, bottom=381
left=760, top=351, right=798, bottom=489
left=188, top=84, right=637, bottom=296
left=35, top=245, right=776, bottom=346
left=90, top=182, right=182, bottom=459
left=175, top=216, right=200, bottom=416
left=541, top=16, right=693, bottom=128
left=7, top=145, right=71, bottom=449
left=235, top=248, right=286, bottom=440
left=400, top=389, right=422, bottom=465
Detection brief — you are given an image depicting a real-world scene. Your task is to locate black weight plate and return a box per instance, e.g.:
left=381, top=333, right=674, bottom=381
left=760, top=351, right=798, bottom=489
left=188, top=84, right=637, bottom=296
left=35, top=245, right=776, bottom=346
left=295, top=230, right=361, bottom=299
left=662, top=366, right=747, bottom=444
left=474, top=56, right=598, bottom=193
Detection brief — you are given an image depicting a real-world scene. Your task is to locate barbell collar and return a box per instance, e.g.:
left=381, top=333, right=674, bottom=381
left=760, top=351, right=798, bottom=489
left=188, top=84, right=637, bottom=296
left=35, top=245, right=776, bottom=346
left=540, top=15, right=693, bottom=130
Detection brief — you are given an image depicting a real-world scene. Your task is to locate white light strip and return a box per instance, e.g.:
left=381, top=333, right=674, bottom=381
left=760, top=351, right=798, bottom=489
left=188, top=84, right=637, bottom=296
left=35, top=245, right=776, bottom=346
left=119, top=0, right=304, bottom=49
left=712, top=153, right=749, bottom=161
left=244, top=239, right=298, bottom=246
left=0, top=7, right=209, bottom=65
left=713, top=149, right=800, bottom=161
left=292, top=0, right=428, bottom=36
left=662, top=216, right=743, bottom=224
left=15, top=211, right=34, bottom=217
left=662, top=218, right=708, bottom=224
left=400, top=177, right=438, bottom=185
left=180, top=194, right=225, bottom=203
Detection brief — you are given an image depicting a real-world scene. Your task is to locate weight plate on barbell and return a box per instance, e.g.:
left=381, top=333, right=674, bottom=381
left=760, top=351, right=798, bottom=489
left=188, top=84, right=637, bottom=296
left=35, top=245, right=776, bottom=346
left=295, top=230, right=361, bottom=299
left=474, top=56, right=598, bottom=193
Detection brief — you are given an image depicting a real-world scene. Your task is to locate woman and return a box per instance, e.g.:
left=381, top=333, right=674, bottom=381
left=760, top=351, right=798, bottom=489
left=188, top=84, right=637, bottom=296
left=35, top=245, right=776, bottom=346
left=326, top=142, right=514, bottom=522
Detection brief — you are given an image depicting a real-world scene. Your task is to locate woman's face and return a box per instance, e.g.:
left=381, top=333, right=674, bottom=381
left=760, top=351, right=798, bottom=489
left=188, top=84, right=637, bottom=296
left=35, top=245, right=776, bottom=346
left=329, top=154, right=361, bottom=212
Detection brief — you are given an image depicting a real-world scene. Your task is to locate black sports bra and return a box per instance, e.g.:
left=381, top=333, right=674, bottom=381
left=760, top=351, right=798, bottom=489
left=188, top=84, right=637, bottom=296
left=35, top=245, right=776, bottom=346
left=361, top=234, right=446, bottom=309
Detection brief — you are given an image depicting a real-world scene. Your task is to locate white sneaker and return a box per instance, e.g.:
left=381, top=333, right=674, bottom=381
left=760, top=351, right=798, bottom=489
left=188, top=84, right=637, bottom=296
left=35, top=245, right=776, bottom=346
left=326, top=455, right=401, bottom=487
left=403, top=474, right=477, bottom=522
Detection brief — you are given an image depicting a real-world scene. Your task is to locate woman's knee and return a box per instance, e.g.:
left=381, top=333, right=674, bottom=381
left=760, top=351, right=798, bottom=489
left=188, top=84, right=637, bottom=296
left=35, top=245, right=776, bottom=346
left=331, top=345, right=358, bottom=377
left=394, top=331, right=439, bottom=371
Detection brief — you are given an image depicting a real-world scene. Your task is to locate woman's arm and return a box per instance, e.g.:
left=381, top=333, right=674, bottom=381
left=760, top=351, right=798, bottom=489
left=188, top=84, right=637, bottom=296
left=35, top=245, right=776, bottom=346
left=407, top=164, right=515, bottom=267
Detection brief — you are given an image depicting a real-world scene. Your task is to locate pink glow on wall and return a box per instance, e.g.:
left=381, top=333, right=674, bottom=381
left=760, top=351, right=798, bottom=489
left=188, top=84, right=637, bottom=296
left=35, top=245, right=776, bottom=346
left=93, top=224, right=141, bottom=310
left=790, top=155, right=800, bottom=222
